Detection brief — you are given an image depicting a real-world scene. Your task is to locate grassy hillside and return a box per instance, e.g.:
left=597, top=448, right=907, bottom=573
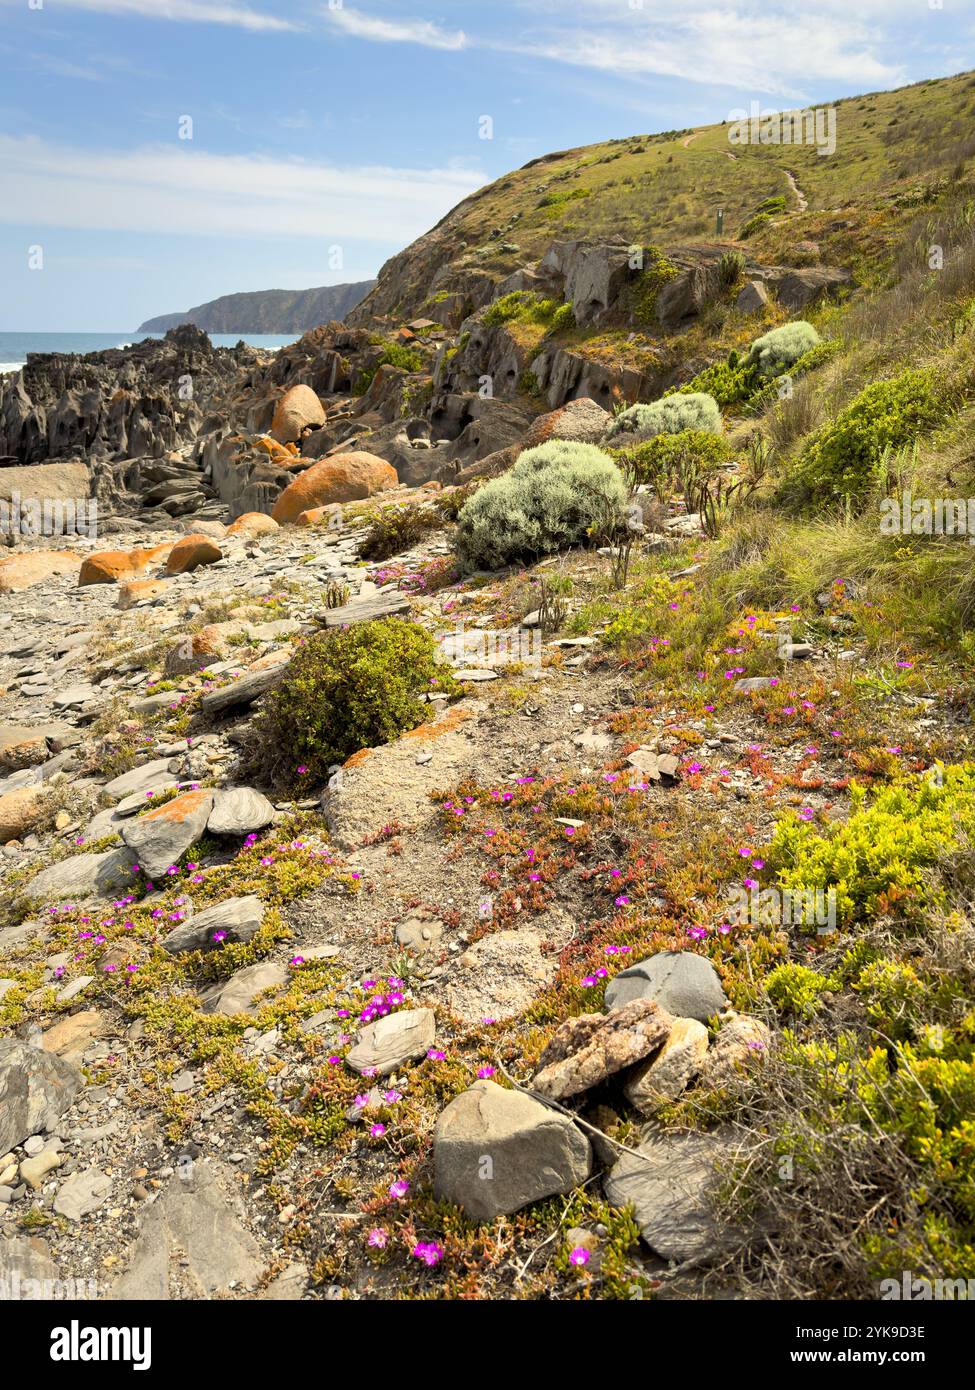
left=353, top=68, right=975, bottom=325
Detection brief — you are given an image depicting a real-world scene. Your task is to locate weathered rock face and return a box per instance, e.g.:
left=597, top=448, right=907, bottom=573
left=0, top=1040, right=83, bottom=1153
left=0, top=551, right=78, bottom=593
left=120, top=788, right=214, bottom=878
left=434, top=1080, right=591, bottom=1220
left=532, top=999, right=675, bottom=1101
left=0, top=326, right=260, bottom=467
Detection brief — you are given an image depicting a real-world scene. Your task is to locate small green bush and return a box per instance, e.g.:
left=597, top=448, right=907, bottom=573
left=604, top=391, right=723, bottom=442
left=454, top=440, right=628, bottom=570
left=739, top=211, right=773, bottom=239
left=483, top=292, right=567, bottom=329
left=718, top=250, right=747, bottom=289
left=747, top=321, right=821, bottom=379
left=765, top=962, right=833, bottom=1019
left=246, top=619, right=459, bottom=787
left=609, top=428, right=733, bottom=488
left=358, top=504, right=444, bottom=561
left=767, top=764, right=975, bottom=927
left=624, top=247, right=680, bottom=326
left=789, top=366, right=948, bottom=505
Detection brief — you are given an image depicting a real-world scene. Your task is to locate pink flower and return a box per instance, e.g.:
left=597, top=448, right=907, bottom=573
left=389, top=1180, right=410, bottom=1199
left=370, top=1123, right=386, bottom=1138
left=367, top=1228, right=388, bottom=1249
left=412, top=1241, right=444, bottom=1267
left=569, top=1247, right=591, bottom=1267
left=477, top=1065, right=495, bottom=1079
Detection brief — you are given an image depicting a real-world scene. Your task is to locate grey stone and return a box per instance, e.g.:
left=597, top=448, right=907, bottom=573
left=736, top=279, right=769, bottom=314
left=604, top=1128, right=743, bottom=1262
left=206, top=787, right=276, bottom=837
left=102, top=758, right=177, bottom=801
left=109, top=1160, right=263, bottom=1299
left=200, top=961, right=288, bottom=1016
left=121, top=790, right=213, bottom=878
left=53, top=1167, right=111, bottom=1221
left=26, top=847, right=136, bottom=902
left=0, top=1041, right=83, bottom=1152
left=604, top=951, right=727, bottom=1022
left=434, top=1080, right=591, bottom=1220
left=162, top=895, right=265, bottom=955
left=733, top=676, right=779, bottom=693
left=0, top=1234, right=61, bottom=1293
left=346, top=1007, right=436, bottom=1076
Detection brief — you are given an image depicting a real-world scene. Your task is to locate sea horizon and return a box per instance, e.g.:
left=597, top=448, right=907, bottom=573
left=0, top=329, right=299, bottom=375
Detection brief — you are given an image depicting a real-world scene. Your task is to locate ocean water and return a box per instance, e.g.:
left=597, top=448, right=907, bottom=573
left=0, top=331, right=299, bottom=375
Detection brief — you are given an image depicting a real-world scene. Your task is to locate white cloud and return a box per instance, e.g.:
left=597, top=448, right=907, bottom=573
left=325, top=7, right=467, bottom=51
left=0, top=135, right=485, bottom=243
left=33, top=0, right=299, bottom=32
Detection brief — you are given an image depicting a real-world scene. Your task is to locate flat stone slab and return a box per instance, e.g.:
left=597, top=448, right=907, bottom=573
left=346, top=1007, right=436, bottom=1076
left=604, top=1128, right=744, bottom=1263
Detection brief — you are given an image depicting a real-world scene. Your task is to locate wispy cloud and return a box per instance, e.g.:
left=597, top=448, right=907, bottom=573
left=325, top=7, right=467, bottom=51
left=0, top=135, right=484, bottom=243
left=31, top=0, right=299, bottom=32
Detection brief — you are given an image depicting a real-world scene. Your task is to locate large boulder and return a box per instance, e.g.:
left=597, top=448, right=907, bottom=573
left=765, top=265, right=851, bottom=312
left=434, top=1080, right=591, bottom=1220
left=225, top=511, right=280, bottom=539
left=0, top=551, right=78, bottom=593
left=271, top=452, right=397, bottom=523
left=532, top=999, right=674, bottom=1101
left=165, top=534, right=223, bottom=574
left=206, top=787, right=276, bottom=837
left=121, top=789, right=214, bottom=878
left=0, top=1040, right=84, bottom=1153
left=79, top=545, right=170, bottom=586
left=523, top=397, right=612, bottom=448
left=604, top=951, right=727, bottom=1022
left=270, top=385, right=327, bottom=444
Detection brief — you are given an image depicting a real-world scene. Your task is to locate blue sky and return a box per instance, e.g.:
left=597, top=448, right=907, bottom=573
left=0, top=0, right=971, bottom=330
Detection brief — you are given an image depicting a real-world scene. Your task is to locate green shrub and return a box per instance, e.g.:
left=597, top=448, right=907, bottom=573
left=358, top=504, right=444, bottom=561
left=483, top=292, right=567, bottom=329
left=609, top=428, right=734, bottom=489
left=747, top=321, right=821, bottom=378
left=624, top=247, right=680, bottom=326
left=764, top=962, right=833, bottom=1019
left=246, top=619, right=459, bottom=787
left=672, top=355, right=759, bottom=408
left=718, top=250, right=747, bottom=289
left=739, top=211, right=773, bottom=239
left=604, top=391, right=723, bottom=442
left=766, top=764, right=975, bottom=927
left=454, top=440, right=628, bottom=570
left=379, top=341, right=423, bottom=373
left=789, top=366, right=949, bottom=505
left=755, top=194, right=788, bottom=215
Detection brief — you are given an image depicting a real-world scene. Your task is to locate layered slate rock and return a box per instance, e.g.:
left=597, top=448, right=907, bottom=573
left=109, top=1160, right=263, bottom=1300
left=162, top=896, right=265, bottom=955
left=26, top=847, right=136, bottom=902
left=345, top=1008, right=436, bottom=1077
left=121, top=789, right=214, bottom=878
left=604, top=1128, right=744, bottom=1263
left=206, top=787, right=276, bottom=837
left=604, top=951, right=727, bottom=1022
left=434, top=1080, right=591, bottom=1221
left=200, top=961, right=288, bottom=1016
left=0, top=1040, right=83, bottom=1153
left=532, top=999, right=674, bottom=1101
